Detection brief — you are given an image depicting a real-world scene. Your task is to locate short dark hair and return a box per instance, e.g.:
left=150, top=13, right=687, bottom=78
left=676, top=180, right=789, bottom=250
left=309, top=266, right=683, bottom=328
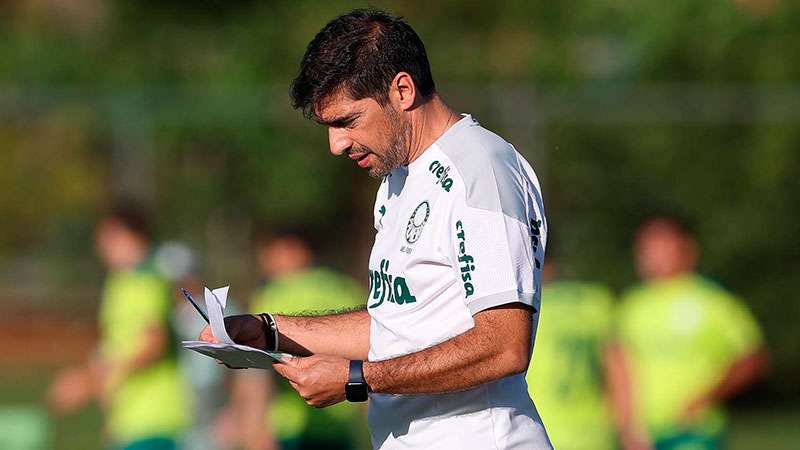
left=290, top=9, right=436, bottom=120
left=105, top=200, right=153, bottom=241
left=637, top=210, right=696, bottom=239
left=253, top=222, right=320, bottom=255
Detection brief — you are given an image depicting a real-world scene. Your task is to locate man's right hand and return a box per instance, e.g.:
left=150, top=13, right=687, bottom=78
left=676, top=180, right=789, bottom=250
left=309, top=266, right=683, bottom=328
left=48, top=366, right=94, bottom=414
left=199, top=314, right=266, bottom=350
left=620, top=428, right=654, bottom=450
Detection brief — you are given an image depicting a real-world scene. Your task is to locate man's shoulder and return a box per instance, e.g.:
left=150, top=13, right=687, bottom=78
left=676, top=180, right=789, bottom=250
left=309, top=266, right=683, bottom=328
left=619, top=274, right=732, bottom=315
left=437, top=116, right=518, bottom=182
left=617, top=282, right=659, bottom=321
left=545, top=280, right=614, bottom=305
left=106, top=266, right=168, bottom=297
left=436, top=117, right=536, bottom=222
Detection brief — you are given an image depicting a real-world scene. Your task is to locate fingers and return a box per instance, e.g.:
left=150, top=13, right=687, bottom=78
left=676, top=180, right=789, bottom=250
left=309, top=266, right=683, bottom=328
left=199, top=325, right=219, bottom=343
left=279, top=354, right=301, bottom=367
left=273, top=359, right=301, bottom=382
left=286, top=379, right=330, bottom=409
left=276, top=369, right=310, bottom=404
left=213, top=359, right=246, bottom=369
left=272, top=356, right=344, bottom=409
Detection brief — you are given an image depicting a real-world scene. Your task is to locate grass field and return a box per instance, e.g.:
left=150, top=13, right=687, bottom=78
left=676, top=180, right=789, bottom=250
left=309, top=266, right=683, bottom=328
left=1, top=366, right=797, bottom=450
left=0, top=367, right=103, bottom=449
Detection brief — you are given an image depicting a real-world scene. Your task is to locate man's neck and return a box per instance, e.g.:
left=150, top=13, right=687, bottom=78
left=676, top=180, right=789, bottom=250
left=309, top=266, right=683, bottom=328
left=648, top=268, right=695, bottom=282
left=406, top=95, right=459, bottom=164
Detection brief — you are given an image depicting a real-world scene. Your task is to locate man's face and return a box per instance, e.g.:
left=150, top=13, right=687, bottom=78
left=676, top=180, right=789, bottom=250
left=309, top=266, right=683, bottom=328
left=315, top=91, right=411, bottom=177
left=634, top=219, right=697, bottom=281
left=257, top=236, right=311, bottom=278
left=94, top=219, right=142, bottom=270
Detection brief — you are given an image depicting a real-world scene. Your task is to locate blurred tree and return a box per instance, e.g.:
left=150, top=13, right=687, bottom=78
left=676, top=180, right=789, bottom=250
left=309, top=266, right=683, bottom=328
left=0, top=0, right=797, bottom=399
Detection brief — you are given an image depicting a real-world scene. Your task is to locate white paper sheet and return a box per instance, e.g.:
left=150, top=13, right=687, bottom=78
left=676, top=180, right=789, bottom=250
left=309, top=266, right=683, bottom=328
left=205, top=286, right=233, bottom=343
left=182, top=285, right=292, bottom=368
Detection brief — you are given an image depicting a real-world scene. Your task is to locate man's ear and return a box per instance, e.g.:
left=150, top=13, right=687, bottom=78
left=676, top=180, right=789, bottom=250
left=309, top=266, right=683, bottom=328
left=684, top=237, right=700, bottom=269
left=390, top=72, right=416, bottom=111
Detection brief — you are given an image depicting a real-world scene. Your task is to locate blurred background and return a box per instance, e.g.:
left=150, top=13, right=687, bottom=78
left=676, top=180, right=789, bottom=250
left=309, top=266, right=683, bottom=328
left=0, top=0, right=798, bottom=449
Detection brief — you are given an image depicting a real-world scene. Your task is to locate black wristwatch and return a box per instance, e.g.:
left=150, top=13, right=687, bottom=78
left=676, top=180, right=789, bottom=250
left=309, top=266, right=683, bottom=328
left=345, top=360, right=370, bottom=402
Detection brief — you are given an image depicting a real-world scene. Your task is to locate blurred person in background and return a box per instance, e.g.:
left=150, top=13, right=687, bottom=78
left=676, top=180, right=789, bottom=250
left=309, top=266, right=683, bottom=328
left=217, top=226, right=367, bottom=450
left=526, top=255, right=616, bottom=450
left=154, top=242, right=233, bottom=450
left=607, top=214, right=768, bottom=450
left=48, top=202, right=191, bottom=450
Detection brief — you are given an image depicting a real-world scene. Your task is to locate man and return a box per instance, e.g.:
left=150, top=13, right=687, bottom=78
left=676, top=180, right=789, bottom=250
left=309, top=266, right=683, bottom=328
left=526, top=259, right=616, bottom=450
left=201, top=9, right=550, bottom=450
left=607, top=215, right=768, bottom=450
left=49, top=203, right=190, bottom=450
left=224, top=228, right=367, bottom=450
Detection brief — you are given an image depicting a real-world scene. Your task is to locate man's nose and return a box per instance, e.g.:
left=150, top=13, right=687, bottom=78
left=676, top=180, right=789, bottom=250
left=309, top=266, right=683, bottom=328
left=328, top=127, right=353, bottom=156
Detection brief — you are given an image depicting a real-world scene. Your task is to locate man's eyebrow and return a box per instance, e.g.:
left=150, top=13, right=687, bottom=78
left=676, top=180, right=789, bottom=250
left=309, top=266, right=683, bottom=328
left=316, top=111, right=362, bottom=127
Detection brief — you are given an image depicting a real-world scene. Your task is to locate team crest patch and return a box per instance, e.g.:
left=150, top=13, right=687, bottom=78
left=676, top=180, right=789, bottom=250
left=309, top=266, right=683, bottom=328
left=405, top=201, right=430, bottom=244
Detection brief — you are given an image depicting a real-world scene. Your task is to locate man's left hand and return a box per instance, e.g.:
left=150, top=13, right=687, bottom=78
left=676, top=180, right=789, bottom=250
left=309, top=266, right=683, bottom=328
left=273, top=354, right=349, bottom=408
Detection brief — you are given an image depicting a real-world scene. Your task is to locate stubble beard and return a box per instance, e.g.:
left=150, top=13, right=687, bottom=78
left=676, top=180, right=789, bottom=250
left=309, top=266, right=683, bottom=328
left=368, top=111, right=411, bottom=178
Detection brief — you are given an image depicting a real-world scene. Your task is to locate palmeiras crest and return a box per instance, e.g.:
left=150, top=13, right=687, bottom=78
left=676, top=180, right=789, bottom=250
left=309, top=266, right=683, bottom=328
left=405, top=201, right=430, bottom=244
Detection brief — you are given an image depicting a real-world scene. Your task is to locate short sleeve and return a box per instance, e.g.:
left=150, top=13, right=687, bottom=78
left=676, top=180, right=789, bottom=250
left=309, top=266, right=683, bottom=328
left=450, top=205, right=544, bottom=316
left=712, top=294, right=764, bottom=361
left=589, top=285, right=615, bottom=340
left=99, top=271, right=171, bottom=359
left=129, top=275, right=171, bottom=325
left=433, top=125, right=546, bottom=316
left=612, top=290, right=639, bottom=346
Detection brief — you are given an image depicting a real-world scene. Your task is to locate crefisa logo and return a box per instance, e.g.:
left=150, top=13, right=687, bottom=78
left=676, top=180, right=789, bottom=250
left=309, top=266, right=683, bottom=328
left=368, top=259, right=417, bottom=308
left=428, top=160, right=454, bottom=192
left=455, top=220, right=476, bottom=297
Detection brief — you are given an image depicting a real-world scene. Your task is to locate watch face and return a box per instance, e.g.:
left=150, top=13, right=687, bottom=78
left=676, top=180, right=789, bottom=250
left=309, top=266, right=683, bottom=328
left=345, top=382, right=369, bottom=402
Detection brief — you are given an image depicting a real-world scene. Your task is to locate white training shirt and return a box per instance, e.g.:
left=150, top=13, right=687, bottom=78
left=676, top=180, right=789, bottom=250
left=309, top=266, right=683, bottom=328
left=366, top=115, right=552, bottom=450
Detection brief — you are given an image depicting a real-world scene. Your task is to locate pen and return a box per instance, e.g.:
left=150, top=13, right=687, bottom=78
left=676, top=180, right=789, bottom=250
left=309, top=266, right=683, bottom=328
left=180, top=288, right=210, bottom=324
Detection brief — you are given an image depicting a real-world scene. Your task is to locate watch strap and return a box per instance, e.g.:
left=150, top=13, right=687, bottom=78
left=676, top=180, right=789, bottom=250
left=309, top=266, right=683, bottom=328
left=259, top=313, right=279, bottom=352
left=346, top=360, right=369, bottom=402
left=348, top=359, right=365, bottom=384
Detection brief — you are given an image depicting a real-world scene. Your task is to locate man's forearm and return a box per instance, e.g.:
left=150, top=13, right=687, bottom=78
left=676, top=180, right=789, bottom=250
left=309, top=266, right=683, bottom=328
left=697, top=347, right=769, bottom=405
left=604, top=344, right=650, bottom=447
left=120, top=325, right=167, bottom=375
left=363, top=305, right=531, bottom=394
left=274, top=307, right=370, bottom=360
